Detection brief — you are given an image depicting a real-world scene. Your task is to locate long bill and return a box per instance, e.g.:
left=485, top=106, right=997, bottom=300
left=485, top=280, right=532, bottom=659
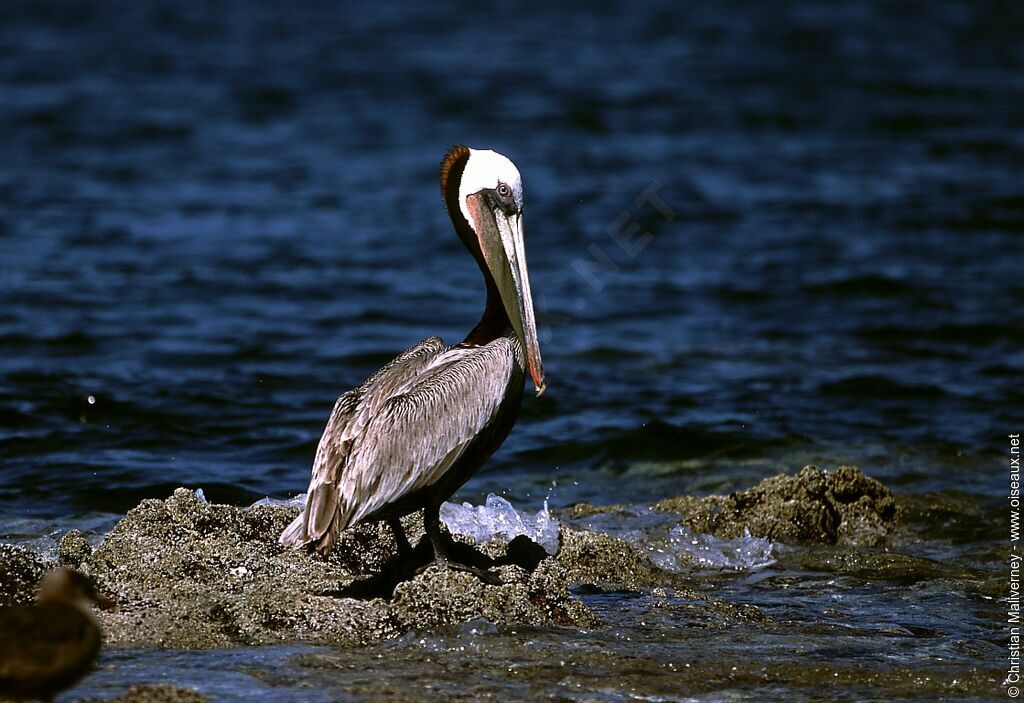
left=476, top=208, right=546, bottom=396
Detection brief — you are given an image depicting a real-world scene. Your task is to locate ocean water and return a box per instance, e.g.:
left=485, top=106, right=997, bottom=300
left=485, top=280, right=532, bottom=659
left=0, top=1, right=1019, bottom=700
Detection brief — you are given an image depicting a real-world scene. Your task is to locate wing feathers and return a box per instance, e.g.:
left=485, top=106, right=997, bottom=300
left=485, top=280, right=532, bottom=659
left=342, top=343, right=515, bottom=525
left=280, top=337, right=445, bottom=550
left=280, top=336, right=520, bottom=553
left=307, top=482, right=340, bottom=538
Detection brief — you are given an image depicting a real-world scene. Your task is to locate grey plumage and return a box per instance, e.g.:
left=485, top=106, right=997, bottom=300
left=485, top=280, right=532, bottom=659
left=280, top=334, right=524, bottom=554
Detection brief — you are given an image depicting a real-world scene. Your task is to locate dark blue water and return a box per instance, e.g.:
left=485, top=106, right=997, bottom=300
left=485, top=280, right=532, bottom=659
left=1, top=0, right=1020, bottom=524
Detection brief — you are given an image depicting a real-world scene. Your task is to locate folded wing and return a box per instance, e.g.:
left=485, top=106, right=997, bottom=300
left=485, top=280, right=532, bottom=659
left=280, top=336, right=517, bottom=553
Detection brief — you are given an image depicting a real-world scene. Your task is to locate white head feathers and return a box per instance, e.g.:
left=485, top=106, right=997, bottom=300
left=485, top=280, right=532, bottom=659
left=459, top=149, right=523, bottom=225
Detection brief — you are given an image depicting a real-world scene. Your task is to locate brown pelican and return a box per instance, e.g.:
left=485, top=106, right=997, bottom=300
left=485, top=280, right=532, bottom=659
left=281, top=146, right=545, bottom=575
left=0, top=568, right=112, bottom=702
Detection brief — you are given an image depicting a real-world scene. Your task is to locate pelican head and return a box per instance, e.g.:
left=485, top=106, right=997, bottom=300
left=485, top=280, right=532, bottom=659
left=442, top=147, right=545, bottom=395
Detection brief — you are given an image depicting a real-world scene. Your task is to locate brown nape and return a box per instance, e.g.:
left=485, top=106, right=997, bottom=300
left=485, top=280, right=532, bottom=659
left=438, top=146, right=511, bottom=347
left=439, top=144, right=471, bottom=205
left=439, top=145, right=474, bottom=257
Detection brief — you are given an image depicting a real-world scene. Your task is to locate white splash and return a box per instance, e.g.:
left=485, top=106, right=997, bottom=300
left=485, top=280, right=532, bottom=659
left=573, top=507, right=775, bottom=573
left=645, top=526, right=775, bottom=572
left=440, top=494, right=560, bottom=555
left=247, top=492, right=560, bottom=555
left=250, top=493, right=306, bottom=509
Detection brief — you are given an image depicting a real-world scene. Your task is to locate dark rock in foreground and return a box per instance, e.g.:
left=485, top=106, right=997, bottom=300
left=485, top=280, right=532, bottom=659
left=70, top=489, right=597, bottom=648
left=654, top=465, right=899, bottom=547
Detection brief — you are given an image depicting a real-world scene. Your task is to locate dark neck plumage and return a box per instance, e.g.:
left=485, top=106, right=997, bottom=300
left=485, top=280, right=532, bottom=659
left=440, top=146, right=512, bottom=346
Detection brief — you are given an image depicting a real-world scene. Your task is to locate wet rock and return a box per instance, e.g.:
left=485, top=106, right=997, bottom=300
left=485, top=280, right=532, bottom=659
left=651, top=591, right=769, bottom=628
left=59, top=529, right=92, bottom=568
left=77, top=488, right=595, bottom=648
left=654, top=465, right=899, bottom=547
left=783, top=548, right=972, bottom=583
left=554, top=528, right=693, bottom=590
left=553, top=534, right=766, bottom=626
left=390, top=560, right=598, bottom=631
left=75, top=684, right=210, bottom=703
left=898, top=490, right=1000, bottom=543
left=562, top=502, right=630, bottom=519
left=0, top=544, right=54, bottom=606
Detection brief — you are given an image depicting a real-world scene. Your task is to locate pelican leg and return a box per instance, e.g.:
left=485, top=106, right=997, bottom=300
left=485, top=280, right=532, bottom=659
left=387, top=517, right=413, bottom=558
left=423, top=502, right=452, bottom=559
left=423, top=503, right=501, bottom=585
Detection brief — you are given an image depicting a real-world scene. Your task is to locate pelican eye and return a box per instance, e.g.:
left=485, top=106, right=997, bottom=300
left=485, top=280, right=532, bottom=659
left=496, top=183, right=512, bottom=199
